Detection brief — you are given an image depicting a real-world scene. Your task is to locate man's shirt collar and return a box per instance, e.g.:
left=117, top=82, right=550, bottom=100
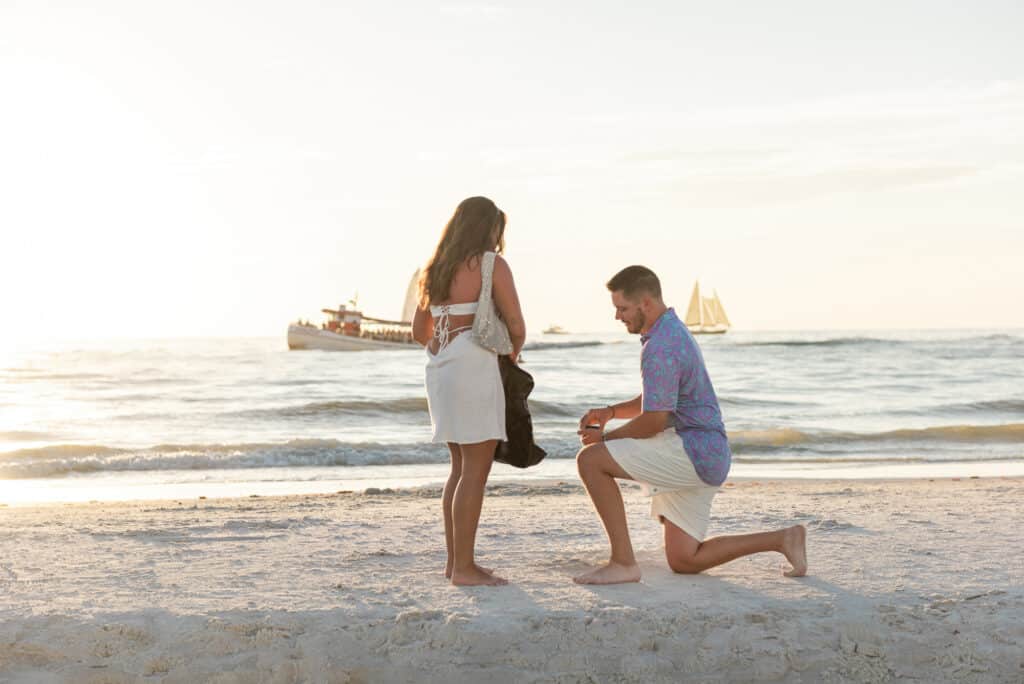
left=641, top=307, right=676, bottom=344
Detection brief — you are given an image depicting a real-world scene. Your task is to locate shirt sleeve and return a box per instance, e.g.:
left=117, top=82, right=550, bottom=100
left=641, top=340, right=682, bottom=412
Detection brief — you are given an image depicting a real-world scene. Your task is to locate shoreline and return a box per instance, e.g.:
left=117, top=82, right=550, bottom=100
left=0, top=470, right=1017, bottom=510
left=2, top=477, right=1022, bottom=682
left=1, top=458, right=1023, bottom=507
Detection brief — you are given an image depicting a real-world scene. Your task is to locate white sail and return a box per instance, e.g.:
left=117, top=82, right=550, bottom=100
left=701, top=297, right=718, bottom=326
left=711, top=290, right=731, bottom=328
left=400, top=268, right=421, bottom=324
left=684, top=281, right=703, bottom=327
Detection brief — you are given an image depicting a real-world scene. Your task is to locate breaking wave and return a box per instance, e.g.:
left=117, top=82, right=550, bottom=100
left=4, top=423, right=1021, bottom=479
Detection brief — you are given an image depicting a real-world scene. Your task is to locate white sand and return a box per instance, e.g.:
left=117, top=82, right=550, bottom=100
left=1, top=477, right=1022, bottom=683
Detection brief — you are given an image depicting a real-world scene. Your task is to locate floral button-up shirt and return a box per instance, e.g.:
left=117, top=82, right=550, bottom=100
left=641, top=308, right=731, bottom=486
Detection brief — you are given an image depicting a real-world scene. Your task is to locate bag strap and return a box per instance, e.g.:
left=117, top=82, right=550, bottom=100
left=478, top=251, right=496, bottom=306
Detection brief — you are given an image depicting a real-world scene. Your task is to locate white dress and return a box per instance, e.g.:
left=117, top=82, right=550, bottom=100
left=425, top=300, right=507, bottom=444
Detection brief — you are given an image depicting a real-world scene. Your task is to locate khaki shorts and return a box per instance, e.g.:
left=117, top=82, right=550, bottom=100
left=605, top=429, right=719, bottom=541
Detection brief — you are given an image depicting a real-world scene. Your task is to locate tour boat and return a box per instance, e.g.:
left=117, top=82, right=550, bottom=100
left=287, top=270, right=421, bottom=351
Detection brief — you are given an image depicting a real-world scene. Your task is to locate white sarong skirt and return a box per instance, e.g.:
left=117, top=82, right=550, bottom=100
left=425, top=333, right=507, bottom=444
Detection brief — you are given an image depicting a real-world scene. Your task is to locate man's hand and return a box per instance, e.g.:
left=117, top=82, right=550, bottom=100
left=578, top=406, right=614, bottom=431
left=578, top=425, right=604, bottom=446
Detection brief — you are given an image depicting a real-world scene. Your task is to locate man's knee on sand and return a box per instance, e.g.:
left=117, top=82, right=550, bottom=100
left=666, top=551, right=703, bottom=575
left=662, top=516, right=704, bottom=574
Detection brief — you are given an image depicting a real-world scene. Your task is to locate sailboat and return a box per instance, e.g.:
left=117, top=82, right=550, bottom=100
left=684, top=281, right=731, bottom=335
left=399, top=267, right=421, bottom=325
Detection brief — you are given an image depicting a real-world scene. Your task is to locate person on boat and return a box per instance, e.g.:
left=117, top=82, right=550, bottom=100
left=412, top=196, right=526, bottom=586
left=573, top=265, right=807, bottom=584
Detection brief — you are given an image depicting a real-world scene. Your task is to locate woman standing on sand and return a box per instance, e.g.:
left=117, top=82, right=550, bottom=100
left=412, top=196, right=526, bottom=587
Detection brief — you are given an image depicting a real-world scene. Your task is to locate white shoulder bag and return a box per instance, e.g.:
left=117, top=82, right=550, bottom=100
left=472, top=252, right=514, bottom=355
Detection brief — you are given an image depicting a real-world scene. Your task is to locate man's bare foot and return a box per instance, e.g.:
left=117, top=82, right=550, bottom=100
left=781, top=525, right=807, bottom=577
left=451, top=565, right=508, bottom=586
left=573, top=561, right=641, bottom=585
left=445, top=563, right=493, bottom=579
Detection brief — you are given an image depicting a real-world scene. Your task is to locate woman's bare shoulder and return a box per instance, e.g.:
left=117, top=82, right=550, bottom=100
left=493, top=253, right=513, bottom=275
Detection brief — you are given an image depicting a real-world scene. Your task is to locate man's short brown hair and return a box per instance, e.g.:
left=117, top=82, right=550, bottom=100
left=606, top=265, right=662, bottom=300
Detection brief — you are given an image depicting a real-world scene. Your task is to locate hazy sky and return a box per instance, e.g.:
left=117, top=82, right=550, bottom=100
left=2, top=1, right=1022, bottom=341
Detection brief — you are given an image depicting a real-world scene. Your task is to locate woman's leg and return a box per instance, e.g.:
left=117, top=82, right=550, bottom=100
left=442, top=443, right=462, bottom=578
left=443, top=443, right=495, bottom=579
left=451, top=439, right=507, bottom=586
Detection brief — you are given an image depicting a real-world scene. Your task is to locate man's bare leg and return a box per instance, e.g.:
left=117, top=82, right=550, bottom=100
left=443, top=444, right=493, bottom=579
left=450, top=440, right=507, bottom=586
left=663, top=517, right=807, bottom=577
left=573, top=443, right=642, bottom=585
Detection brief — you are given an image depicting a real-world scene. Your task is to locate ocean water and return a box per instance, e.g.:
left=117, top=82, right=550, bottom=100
left=2, top=330, right=1022, bottom=503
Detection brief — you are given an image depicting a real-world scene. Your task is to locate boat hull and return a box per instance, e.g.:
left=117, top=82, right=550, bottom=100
left=687, top=325, right=729, bottom=335
left=287, top=325, right=418, bottom=351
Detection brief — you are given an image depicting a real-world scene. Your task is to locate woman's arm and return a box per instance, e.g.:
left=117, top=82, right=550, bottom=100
left=412, top=306, right=433, bottom=347
left=491, top=255, right=526, bottom=360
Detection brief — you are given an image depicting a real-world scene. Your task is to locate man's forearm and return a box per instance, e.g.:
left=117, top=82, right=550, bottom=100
left=608, top=395, right=642, bottom=421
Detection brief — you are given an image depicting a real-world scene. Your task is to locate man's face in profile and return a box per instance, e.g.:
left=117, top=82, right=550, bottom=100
left=611, top=291, right=646, bottom=334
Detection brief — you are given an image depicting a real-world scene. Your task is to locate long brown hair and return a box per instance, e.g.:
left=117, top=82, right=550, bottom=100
left=419, top=196, right=506, bottom=307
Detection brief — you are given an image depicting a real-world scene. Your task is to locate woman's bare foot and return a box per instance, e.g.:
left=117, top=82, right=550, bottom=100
left=781, top=525, right=807, bottom=577
left=445, top=562, right=493, bottom=579
left=573, top=561, right=641, bottom=585
left=451, top=565, right=508, bottom=586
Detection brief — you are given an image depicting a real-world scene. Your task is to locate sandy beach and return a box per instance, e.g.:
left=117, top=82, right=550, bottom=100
left=1, top=476, right=1022, bottom=683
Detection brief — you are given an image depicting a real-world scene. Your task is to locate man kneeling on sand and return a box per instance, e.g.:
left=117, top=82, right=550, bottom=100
left=574, top=266, right=807, bottom=584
